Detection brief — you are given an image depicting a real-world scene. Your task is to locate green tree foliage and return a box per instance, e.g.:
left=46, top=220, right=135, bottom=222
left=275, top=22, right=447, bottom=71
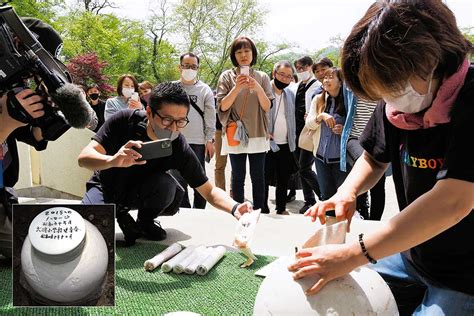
left=147, top=0, right=179, bottom=83
left=174, top=0, right=267, bottom=87
left=10, top=0, right=65, bottom=25
left=462, top=27, right=474, bottom=62
left=54, top=10, right=176, bottom=84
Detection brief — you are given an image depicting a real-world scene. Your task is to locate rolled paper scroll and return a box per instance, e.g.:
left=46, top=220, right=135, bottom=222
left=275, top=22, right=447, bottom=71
left=144, top=243, right=183, bottom=271
left=196, top=246, right=226, bottom=276
left=184, top=247, right=212, bottom=275
left=173, top=245, right=206, bottom=274
left=161, top=245, right=197, bottom=273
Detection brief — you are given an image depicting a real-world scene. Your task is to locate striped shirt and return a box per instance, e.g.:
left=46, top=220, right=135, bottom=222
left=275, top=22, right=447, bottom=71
left=350, top=100, right=377, bottom=138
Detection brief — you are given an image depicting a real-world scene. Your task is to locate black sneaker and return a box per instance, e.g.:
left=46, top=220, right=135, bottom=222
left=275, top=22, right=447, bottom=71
left=298, top=202, right=314, bottom=214
left=137, top=219, right=167, bottom=241
left=116, top=212, right=142, bottom=246
left=286, top=191, right=296, bottom=203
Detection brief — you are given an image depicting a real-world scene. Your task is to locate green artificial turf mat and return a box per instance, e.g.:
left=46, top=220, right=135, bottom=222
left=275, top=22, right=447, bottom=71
left=0, top=243, right=275, bottom=315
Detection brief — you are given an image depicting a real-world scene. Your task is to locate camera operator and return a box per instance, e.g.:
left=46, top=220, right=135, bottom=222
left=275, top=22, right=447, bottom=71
left=0, top=14, right=96, bottom=258
left=0, top=17, right=61, bottom=259
left=0, top=89, right=47, bottom=259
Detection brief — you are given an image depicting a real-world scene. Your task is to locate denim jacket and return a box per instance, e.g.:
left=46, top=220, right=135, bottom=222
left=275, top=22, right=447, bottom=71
left=340, top=87, right=358, bottom=172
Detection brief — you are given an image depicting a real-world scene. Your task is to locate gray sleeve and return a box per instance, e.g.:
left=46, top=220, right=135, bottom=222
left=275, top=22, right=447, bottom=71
left=203, top=86, right=216, bottom=141
left=261, top=72, right=274, bottom=101
left=87, top=107, right=98, bottom=131
left=104, top=98, right=118, bottom=121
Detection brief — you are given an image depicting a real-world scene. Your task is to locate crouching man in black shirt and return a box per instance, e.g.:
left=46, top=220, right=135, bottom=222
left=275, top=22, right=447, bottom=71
left=79, top=82, right=252, bottom=245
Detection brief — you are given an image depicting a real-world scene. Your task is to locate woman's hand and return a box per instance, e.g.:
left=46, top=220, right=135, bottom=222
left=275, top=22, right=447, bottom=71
left=288, top=244, right=359, bottom=295
left=247, top=76, right=262, bottom=92
left=235, top=74, right=250, bottom=92
left=305, top=188, right=357, bottom=230
left=107, top=140, right=147, bottom=168
left=318, top=113, right=336, bottom=128
left=128, top=99, right=142, bottom=110
left=332, top=124, right=343, bottom=135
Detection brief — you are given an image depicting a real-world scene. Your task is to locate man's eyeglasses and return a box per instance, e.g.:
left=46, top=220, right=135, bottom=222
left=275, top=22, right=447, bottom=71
left=181, top=64, right=199, bottom=70
left=276, top=72, right=293, bottom=80
left=153, top=110, right=189, bottom=128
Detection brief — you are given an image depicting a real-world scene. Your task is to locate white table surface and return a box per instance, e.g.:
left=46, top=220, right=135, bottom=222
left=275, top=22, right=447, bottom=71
left=121, top=209, right=385, bottom=257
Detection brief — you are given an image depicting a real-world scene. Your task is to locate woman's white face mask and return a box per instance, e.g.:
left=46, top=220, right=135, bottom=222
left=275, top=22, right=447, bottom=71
left=384, top=73, right=434, bottom=113
left=122, top=87, right=135, bottom=98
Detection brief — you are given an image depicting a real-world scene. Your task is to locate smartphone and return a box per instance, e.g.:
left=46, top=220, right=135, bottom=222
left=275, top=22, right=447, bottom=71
left=134, top=139, right=172, bottom=161
left=130, top=92, right=139, bottom=102
left=205, top=152, right=211, bottom=163
left=240, top=65, right=250, bottom=76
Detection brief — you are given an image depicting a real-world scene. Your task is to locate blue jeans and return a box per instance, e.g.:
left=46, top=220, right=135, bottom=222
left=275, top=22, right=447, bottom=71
left=372, top=253, right=474, bottom=315
left=229, top=152, right=265, bottom=210
left=293, top=147, right=321, bottom=204
left=314, top=159, right=347, bottom=200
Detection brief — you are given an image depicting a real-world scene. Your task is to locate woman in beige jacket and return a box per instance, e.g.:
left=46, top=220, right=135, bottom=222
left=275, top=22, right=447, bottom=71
left=304, top=67, right=347, bottom=201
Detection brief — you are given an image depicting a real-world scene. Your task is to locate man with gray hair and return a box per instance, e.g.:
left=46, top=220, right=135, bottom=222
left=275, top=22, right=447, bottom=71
left=263, top=61, right=297, bottom=214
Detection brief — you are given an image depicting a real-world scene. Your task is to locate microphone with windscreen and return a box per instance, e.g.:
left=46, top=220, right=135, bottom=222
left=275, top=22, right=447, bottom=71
left=0, top=5, right=95, bottom=140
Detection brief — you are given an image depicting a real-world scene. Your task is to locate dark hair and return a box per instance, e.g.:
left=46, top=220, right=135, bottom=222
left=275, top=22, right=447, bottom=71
left=149, top=82, right=190, bottom=113
left=86, top=84, right=100, bottom=93
left=294, top=56, right=313, bottom=68
left=77, top=84, right=87, bottom=93
left=317, top=67, right=346, bottom=117
left=116, top=74, right=139, bottom=97
left=341, top=0, right=472, bottom=101
left=229, top=36, right=258, bottom=67
left=312, top=57, right=334, bottom=73
left=180, top=52, right=200, bottom=65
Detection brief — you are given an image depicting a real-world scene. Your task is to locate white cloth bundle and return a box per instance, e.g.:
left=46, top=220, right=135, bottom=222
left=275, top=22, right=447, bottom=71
left=233, top=210, right=260, bottom=249
left=184, top=247, right=212, bottom=275
left=173, top=246, right=206, bottom=274
left=196, top=246, right=226, bottom=276
left=144, top=243, right=183, bottom=271
left=161, top=245, right=197, bottom=273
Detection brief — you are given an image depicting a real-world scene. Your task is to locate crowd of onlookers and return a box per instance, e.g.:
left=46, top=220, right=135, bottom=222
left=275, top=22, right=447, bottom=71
left=82, top=36, right=388, bottom=220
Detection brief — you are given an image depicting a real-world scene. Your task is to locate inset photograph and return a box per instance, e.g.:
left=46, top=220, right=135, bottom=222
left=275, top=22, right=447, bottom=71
left=12, top=204, right=115, bottom=306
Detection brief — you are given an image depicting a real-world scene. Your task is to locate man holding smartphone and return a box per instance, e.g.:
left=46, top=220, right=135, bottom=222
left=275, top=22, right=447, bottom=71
left=172, top=52, right=216, bottom=209
left=78, top=82, right=250, bottom=246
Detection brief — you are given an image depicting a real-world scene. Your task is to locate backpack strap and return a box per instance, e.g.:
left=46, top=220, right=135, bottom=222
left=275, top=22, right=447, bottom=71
left=189, top=98, right=205, bottom=120
left=301, top=79, right=317, bottom=94
left=128, top=109, right=148, bottom=139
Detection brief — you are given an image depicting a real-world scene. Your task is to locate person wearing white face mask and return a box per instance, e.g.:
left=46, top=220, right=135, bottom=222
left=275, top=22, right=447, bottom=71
left=291, top=1, right=473, bottom=314
left=79, top=82, right=252, bottom=246
left=292, top=56, right=322, bottom=214
left=172, top=52, right=216, bottom=209
left=104, top=74, right=143, bottom=121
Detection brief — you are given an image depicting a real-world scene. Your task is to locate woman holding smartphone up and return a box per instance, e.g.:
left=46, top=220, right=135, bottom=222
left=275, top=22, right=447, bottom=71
left=104, top=74, right=143, bottom=120
left=217, top=36, right=273, bottom=210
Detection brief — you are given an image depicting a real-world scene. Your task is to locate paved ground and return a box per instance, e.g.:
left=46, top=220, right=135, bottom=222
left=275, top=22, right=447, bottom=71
left=18, top=154, right=399, bottom=221
left=190, top=155, right=399, bottom=221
